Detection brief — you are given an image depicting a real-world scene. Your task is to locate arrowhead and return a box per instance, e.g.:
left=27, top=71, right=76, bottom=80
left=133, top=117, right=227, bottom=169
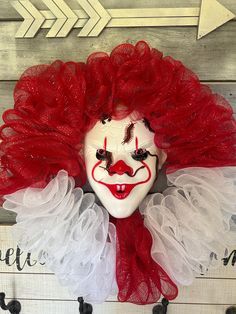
left=12, top=1, right=34, bottom=38
left=198, top=0, right=235, bottom=39
left=88, top=0, right=111, bottom=36
left=53, top=0, right=78, bottom=37
left=42, top=0, right=67, bottom=37
left=20, top=0, right=45, bottom=38
left=77, top=0, right=100, bottom=37
left=77, top=0, right=110, bottom=37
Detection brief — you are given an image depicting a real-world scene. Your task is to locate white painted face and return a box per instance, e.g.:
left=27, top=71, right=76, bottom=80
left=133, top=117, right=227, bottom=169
left=84, top=115, right=165, bottom=218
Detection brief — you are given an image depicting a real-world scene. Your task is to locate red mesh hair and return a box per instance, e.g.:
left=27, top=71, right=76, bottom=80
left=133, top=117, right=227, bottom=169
left=115, top=210, right=178, bottom=304
left=0, top=40, right=235, bottom=195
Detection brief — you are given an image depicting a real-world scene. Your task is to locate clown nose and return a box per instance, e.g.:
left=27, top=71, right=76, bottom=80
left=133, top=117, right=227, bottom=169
left=109, top=160, right=133, bottom=176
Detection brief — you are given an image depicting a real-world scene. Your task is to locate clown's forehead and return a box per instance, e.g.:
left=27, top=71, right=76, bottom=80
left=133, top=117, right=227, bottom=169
left=84, top=117, right=155, bottom=152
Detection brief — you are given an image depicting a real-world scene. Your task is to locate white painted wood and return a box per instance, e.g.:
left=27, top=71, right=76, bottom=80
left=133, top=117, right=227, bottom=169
left=41, top=9, right=87, bottom=29
left=40, top=10, right=88, bottom=28
left=11, top=1, right=34, bottom=37
left=0, top=225, right=234, bottom=304
left=18, top=0, right=45, bottom=38
left=42, top=0, right=67, bottom=37
left=76, top=0, right=100, bottom=36
left=0, top=226, right=235, bottom=277
left=0, top=272, right=235, bottom=303
left=108, top=8, right=200, bottom=18
left=108, top=17, right=198, bottom=27
left=87, top=0, right=111, bottom=36
left=10, top=0, right=236, bottom=38
left=0, top=212, right=234, bottom=309
left=198, top=0, right=236, bottom=39
left=41, top=9, right=200, bottom=29
left=3, top=0, right=236, bottom=20
left=0, top=225, right=233, bottom=278
left=1, top=300, right=235, bottom=314
left=52, top=0, right=78, bottom=37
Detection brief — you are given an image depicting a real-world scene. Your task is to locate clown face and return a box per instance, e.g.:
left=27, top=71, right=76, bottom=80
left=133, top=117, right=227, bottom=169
left=84, top=115, right=165, bottom=218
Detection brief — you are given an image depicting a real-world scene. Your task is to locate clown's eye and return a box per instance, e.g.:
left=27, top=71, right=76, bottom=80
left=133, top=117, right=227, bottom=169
left=96, top=149, right=107, bottom=161
left=131, top=148, right=148, bottom=161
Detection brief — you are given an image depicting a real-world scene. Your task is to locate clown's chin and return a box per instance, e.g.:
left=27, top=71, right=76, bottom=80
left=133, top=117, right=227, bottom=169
left=97, top=187, right=145, bottom=218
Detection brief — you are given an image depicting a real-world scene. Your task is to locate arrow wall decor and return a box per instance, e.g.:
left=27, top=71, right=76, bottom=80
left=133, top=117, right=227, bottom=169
left=12, top=0, right=236, bottom=39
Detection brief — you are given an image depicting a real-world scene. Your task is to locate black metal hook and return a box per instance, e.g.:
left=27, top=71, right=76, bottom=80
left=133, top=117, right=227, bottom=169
left=226, top=306, right=236, bottom=314
left=152, top=298, right=169, bottom=314
left=0, top=293, right=21, bottom=314
left=78, top=297, right=93, bottom=314
left=152, top=300, right=236, bottom=314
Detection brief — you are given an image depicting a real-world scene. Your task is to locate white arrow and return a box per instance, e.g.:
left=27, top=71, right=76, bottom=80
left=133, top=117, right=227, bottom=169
left=76, top=0, right=100, bottom=37
left=12, top=0, right=35, bottom=38
left=198, top=0, right=235, bottom=39
left=16, top=0, right=45, bottom=37
left=51, top=0, right=78, bottom=37
left=12, top=0, right=236, bottom=39
left=85, top=0, right=111, bottom=37
left=42, top=0, right=67, bottom=37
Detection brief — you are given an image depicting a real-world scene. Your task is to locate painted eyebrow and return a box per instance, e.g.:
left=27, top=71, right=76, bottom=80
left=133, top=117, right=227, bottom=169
left=122, top=122, right=135, bottom=144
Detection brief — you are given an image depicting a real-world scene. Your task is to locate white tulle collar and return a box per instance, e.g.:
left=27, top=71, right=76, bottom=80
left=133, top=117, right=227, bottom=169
left=3, top=167, right=236, bottom=303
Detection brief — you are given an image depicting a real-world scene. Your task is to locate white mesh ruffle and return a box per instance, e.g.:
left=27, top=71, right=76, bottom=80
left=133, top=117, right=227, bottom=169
left=3, top=170, right=117, bottom=303
left=3, top=167, right=236, bottom=298
left=141, top=167, right=236, bottom=286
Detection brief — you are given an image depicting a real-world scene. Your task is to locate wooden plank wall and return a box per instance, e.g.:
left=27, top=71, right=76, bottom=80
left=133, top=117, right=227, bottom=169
left=0, top=0, right=236, bottom=313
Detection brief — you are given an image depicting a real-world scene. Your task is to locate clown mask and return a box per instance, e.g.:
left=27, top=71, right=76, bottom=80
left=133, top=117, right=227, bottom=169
left=84, top=115, right=166, bottom=218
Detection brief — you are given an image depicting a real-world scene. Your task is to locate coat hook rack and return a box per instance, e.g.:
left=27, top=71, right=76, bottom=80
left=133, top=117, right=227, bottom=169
left=0, top=293, right=21, bottom=314
left=152, top=299, right=236, bottom=314
left=78, top=297, right=93, bottom=314
left=152, top=298, right=169, bottom=314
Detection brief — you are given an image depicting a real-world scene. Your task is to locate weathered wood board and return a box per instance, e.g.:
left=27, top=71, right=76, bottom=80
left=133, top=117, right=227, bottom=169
left=0, top=0, right=236, bottom=313
left=0, top=22, right=236, bottom=80
left=0, top=301, right=234, bottom=314
left=1, top=0, right=236, bottom=20
left=0, top=226, right=235, bottom=314
left=0, top=225, right=233, bottom=278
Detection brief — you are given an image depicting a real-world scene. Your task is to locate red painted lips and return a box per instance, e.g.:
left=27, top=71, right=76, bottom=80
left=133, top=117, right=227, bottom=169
left=102, top=183, right=137, bottom=199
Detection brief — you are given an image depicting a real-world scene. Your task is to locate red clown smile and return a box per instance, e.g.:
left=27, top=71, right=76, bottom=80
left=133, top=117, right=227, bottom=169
left=91, top=137, right=152, bottom=200
left=102, top=183, right=138, bottom=199
left=92, top=160, right=151, bottom=200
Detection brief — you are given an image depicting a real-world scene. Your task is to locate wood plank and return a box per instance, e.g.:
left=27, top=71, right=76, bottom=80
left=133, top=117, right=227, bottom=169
left=1, top=0, right=236, bottom=20
left=107, top=17, right=199, bottom=27
left=0, top=272, right=235, bottom=303
left=0, top=225, right=234, bottom=278
left=0, top=210, right=16, bottom=225
left=1, top=300, right=235, bottom=314
left=108, top=8, right=200, bottom=18
left=0, top=21, right=236, bottom=80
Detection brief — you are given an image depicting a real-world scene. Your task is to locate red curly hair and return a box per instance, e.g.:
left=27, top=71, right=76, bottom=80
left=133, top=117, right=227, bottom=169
left=0, top=41, right=235, bottom=195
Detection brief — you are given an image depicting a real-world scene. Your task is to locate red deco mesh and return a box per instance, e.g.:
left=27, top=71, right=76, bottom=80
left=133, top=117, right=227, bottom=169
left=0, top=40, right=236, bottom=196
left=115, top=210, right=178, bottom=304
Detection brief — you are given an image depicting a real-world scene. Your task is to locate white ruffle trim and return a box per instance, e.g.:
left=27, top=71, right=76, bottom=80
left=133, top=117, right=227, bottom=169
left=3, top=167, right=236, bottom=301
left=140, top=167, right=236, bottom=286
left=3, top=170, right=117, bottom=303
